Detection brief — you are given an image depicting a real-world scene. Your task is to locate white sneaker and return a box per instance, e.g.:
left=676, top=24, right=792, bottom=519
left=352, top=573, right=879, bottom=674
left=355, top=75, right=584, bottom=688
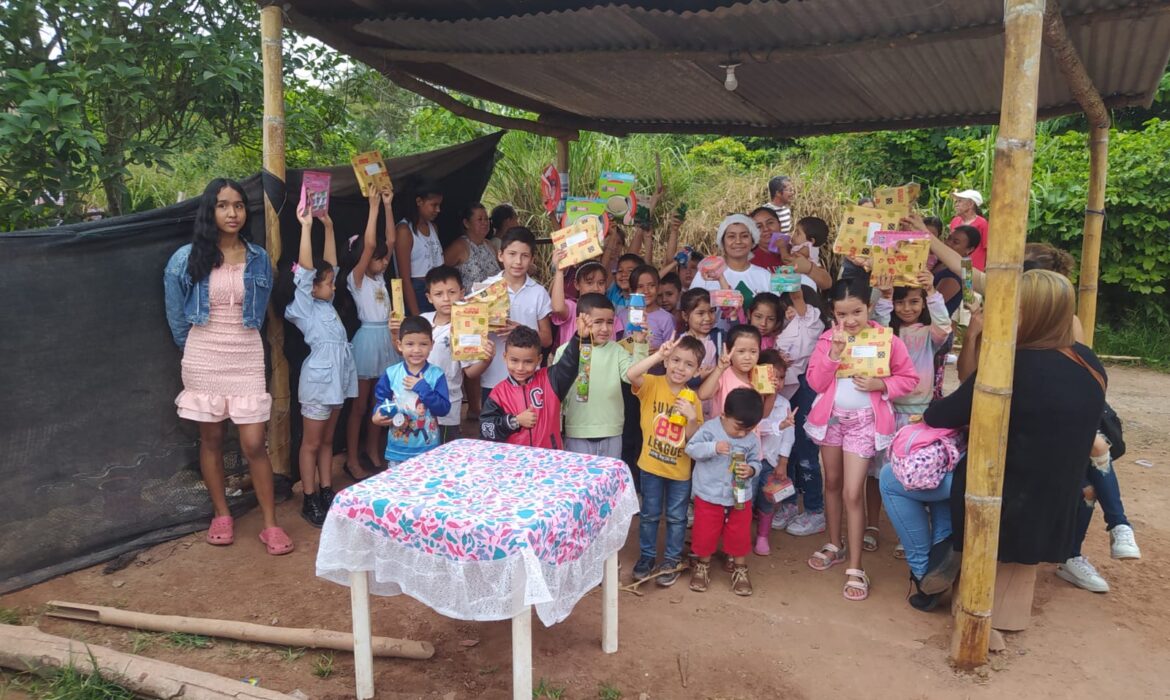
left=1109, top=525, right=1141, bottom=560
left=786, top=510, right=827, bottom=537
left=1056, top=556, right=1110, bottom=593
left=771, top=502, right=799, bottom=531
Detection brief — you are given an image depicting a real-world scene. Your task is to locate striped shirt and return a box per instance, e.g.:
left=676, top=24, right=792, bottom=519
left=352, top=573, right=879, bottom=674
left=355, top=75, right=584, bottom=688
left=763, top=203, right=794, bottom=235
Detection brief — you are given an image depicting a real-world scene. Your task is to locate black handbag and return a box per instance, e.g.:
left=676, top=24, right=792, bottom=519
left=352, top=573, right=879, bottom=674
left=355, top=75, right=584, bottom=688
left=1100, top=401, right=1125, bottom=460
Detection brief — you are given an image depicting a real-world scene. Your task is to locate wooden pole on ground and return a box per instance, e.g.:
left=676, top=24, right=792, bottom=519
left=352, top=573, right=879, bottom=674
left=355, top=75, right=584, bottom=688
left=1042, top=1, right=1111, bottom=347
left=261, top=3, right=291, bottom=477
left=0, top=624, right=296, bottom=700
left=44, top=601, right=434, bottom=659
left=950, top=0, right=1046, bottom=670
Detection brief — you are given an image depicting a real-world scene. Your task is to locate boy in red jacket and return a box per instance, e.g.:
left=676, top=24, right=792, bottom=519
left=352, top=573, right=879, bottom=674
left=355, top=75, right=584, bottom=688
left=480, top=323, right=581, bottom=449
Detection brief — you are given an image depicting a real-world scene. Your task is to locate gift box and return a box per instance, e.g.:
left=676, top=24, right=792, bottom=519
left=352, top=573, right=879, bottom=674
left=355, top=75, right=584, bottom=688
left=698, top=256, right=726, bottom=279
left=869, top=232, right=931, bottom=287
left=390, top=278, right=405, bottom=321
left=351, top=151, right=392, bottom=198
left=836, top=326, right=893, bottom=379
left=763, top=472, right=796, bottom=503
left=751, top=365, right=777, bottom=394
left=300, top=171, right=331, bottom=218
left=832, top=204, right=901, bottom=257
left=710, top=289, right=743, bottom=308
left=550, top=215, right=604, bottom=269
left=467, top=278, right=510, bottom=330
left=451, top=302, right=490, bottom=361
left=770, top=265, right=801, bottom=293
left=873, top=183, right=921, bottom=216
left=562, top=197, right=609, bottom=230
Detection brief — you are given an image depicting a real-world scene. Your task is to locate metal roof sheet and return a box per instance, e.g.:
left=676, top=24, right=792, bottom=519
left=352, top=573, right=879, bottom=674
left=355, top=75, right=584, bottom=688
left=283, top=0, right=1170, bottom=136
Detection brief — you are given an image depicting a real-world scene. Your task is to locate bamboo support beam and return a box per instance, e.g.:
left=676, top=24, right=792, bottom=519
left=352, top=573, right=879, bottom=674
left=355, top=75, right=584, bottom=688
left=44, top=601, right=434, bottom=660
left=951, top=0, right=1046, bottom=670
left=1042, top=1, right=1111, bottom=347
left=261, top=4, right=291, bottom=477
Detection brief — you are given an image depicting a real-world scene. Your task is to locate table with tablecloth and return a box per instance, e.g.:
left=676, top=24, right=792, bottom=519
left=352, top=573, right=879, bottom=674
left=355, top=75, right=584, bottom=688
left=316, top=439, right=639, bottom=699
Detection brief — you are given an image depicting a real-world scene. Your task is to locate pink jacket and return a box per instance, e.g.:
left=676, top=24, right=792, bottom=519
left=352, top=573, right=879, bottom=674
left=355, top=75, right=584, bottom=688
left=804, top=321, right=919, bottom=451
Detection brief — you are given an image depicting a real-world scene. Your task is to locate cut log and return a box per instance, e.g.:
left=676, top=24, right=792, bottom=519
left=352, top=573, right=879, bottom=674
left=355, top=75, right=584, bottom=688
left=0, top=624, right=295, bottom=700
left=45, top=601, right=433, bottom=659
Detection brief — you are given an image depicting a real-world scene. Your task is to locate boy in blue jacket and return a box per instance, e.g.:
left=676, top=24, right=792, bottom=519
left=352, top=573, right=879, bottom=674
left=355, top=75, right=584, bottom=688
left=372, top=316, right=451, bottom=466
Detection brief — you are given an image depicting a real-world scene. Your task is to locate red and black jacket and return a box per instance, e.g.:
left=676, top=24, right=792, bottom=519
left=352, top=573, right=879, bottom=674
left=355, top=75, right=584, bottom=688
left=480, top=336, right=580, bottom=449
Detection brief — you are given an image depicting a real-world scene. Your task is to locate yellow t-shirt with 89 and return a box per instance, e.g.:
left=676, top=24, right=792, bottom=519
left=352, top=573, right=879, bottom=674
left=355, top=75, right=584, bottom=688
left=633, top=375, right=705, bottom=481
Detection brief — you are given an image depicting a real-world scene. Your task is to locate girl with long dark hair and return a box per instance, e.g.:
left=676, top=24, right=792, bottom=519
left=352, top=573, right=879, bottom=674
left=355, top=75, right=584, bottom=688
left=163, top=178, right=292, bottom=556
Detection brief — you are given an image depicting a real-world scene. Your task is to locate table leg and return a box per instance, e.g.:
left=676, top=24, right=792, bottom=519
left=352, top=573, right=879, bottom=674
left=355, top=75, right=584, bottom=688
left=602, top=552, right=618, bottom=653
left=512, top=605, right=532, bottom=700
left=350, top=570, right=375, bottom=699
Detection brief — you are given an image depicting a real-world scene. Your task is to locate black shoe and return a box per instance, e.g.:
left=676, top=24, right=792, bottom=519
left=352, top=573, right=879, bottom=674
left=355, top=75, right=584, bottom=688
left=301, top=493, right=326, bottom=528
left=908, top=574, right=943, bottom=612
left=319, top=486, right=336, bottom=510
left=655, top=560, right=682, bottom=588
left=632, top=555, right=656, bottom=581
left=919, top=540, right=962, bottom=594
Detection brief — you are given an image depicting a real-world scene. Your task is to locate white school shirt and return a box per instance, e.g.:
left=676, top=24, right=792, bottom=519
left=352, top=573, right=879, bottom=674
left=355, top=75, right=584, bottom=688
left=347, top=270, right=390, bottom=323
left=759, top=394, right=796, bottom=465
left=689, top=263, right=772, bottom=331
left=479, top=273, right=553, bottom=389
left=422, top=312, right=473, bottom=426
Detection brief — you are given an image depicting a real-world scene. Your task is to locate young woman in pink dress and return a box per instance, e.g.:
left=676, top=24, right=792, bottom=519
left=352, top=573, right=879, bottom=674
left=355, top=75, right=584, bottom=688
left=164, top=179, right=293, bottom=555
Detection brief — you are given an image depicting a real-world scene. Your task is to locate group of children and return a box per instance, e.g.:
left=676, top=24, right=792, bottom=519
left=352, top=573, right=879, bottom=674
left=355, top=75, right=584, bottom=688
left=286, top=192, right=955, bottom=602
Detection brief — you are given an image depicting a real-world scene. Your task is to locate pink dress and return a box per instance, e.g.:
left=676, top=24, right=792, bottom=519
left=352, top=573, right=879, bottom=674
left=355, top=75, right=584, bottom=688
left=176, top=263, right=271, bottom=424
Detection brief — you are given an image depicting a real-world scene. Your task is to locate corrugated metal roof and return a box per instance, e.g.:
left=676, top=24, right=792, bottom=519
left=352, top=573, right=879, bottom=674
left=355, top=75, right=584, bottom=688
left=283, top=0, right=1170, bottom=136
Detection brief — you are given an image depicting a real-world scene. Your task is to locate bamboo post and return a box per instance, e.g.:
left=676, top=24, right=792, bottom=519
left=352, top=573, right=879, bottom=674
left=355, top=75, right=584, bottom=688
left=261, top=3, right=291, bottom=477
left=555, top=137, right=571, bottom=221
left=950, top=0, right=1046, bottom=670
left=1042, top=1, right=1112, bottom=347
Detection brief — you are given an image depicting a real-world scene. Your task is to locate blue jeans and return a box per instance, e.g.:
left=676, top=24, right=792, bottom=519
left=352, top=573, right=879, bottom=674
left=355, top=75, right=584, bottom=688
left=753, top=459, right=779, bottom=516
left=639, top=471, right=691, bottom=563
left=786, top=373, right=824, bottom=513
left=411, top=277, right=435, bottom=313
left=1072, top=457, right=1131, bottom=557
left=879, top=465, right=953, bottom=578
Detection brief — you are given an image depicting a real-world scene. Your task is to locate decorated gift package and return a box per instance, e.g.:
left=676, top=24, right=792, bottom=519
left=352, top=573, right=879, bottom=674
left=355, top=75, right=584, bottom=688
left=451, top=302, right=490, bottom=361
left=873, top=183, right=921, bottom=216
left=390, top=278, right=405, bottom=320
left=300, top=171, right=331, bottom=218
left=710, top=289, right=743, bottom=308
left=467, top=278, right=510, bottom=330
left=836, top=326, right=894, bottom=379
left=770, top=265, right=802, bottom=293
left=832, top=204, right=902, bottom=258
left=550, top=215, right=604, bottom=269
left=751, top=365, right=776, bottom=394
left=351, top=151, right=392, bottom=197
left=869, top=231, right=931, bottom=287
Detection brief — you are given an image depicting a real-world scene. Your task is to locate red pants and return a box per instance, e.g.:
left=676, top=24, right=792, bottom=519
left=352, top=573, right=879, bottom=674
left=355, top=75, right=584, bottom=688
left=691, top=496, right=751, bottom=558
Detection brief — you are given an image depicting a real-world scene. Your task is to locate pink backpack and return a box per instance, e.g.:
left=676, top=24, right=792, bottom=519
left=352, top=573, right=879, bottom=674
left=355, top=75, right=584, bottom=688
left=889, top=422, right=964, bottom=491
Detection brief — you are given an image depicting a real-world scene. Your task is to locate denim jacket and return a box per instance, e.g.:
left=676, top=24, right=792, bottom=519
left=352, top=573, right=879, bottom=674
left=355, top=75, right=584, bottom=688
left=163, top=242, right=273, bottom=349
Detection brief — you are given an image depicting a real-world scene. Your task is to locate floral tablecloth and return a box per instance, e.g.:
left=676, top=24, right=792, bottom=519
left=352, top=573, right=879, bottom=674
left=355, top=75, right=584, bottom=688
left=316, top=439, right=638, bottom=625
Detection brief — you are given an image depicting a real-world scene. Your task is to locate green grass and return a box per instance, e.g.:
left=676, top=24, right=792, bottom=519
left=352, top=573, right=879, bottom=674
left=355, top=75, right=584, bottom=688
left=5, top=658, right=137, bottom=700
left=533, top=678, right=565, bottom=699
left=0, top=608, right=22, bottom=625
left=598, top=682, right=623, bottom=700
left=1094, top=319, right=1170, bottom=371
left=129, top=632, right=156, bottom=654
left=163, top=632, right=213, bottom=650
left=312, top=652, right=335, bottom=679
left=279, top=647, right=306, bottom=662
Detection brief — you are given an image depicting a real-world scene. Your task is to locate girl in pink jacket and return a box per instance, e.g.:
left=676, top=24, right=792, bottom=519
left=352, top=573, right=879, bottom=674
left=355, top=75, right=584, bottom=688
left=803, top=276, right=918, bottom=602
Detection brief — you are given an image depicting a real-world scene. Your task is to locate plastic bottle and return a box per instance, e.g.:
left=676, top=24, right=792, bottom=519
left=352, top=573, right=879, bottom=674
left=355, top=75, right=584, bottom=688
left=669, top=388, right=697, bottom=427
left=627, top=292, right=646, bottom=333
left=730, top=448, right=750, bottom=510
left=575, top=335, right=592, bottom=403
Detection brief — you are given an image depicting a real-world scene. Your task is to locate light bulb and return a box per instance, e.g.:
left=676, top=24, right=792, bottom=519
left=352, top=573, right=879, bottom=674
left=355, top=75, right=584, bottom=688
left=724, top=64, right=738, bottom=91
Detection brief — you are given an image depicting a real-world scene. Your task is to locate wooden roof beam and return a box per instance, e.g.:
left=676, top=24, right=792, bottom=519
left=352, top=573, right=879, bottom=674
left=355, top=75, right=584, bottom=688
left=1042, top=0, right=1110, bottom=128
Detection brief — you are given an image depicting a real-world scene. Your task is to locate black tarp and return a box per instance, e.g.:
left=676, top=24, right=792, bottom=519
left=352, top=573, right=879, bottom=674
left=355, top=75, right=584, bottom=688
left=0, top=133, right=503, bottom=592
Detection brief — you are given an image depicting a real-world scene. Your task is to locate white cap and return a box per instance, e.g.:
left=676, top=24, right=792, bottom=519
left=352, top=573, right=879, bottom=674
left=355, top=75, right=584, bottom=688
left=952, top=189, right=984, bottom=207
left=716, top=214, right=760, bottom=249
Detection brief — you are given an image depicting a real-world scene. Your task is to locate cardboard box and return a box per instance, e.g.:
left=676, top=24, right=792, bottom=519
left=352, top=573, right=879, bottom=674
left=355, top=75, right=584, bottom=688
left=390, top=278, right=405, bottom=320
left=873, top=183, right=921, bottom=216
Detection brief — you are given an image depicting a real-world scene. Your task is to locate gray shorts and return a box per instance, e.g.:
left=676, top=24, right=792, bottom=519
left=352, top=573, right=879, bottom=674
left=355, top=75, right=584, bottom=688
left=301, top=403, right=340, bottom=421
left=564, top=435, right=623, bottom=460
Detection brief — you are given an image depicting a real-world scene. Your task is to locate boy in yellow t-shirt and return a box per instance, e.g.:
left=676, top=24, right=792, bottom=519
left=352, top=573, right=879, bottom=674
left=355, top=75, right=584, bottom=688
left=626, top=334, right=706, bottom=586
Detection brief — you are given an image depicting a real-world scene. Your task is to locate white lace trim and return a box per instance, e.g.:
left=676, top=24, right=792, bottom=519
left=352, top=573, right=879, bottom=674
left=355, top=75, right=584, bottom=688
left=315, top=488, right=639, bottom=626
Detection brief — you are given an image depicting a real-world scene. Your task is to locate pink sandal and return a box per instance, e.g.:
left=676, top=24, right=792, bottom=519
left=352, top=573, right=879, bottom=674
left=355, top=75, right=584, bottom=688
left=843, top=568, right=870, bottom=601
left=258, top=527, right=294, bottom=556
left=807, top=543, right=845, bottom=571
left=206, top=516, right=234, bottom=546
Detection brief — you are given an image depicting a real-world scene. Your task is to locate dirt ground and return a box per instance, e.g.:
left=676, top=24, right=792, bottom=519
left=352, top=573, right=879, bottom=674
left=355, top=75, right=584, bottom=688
left=3, top=364, right=1169, bottom=700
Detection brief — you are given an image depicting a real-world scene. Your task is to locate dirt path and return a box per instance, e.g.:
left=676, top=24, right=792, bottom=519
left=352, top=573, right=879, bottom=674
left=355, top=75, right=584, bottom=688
left=3, top=365, right=1168, bottom=699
